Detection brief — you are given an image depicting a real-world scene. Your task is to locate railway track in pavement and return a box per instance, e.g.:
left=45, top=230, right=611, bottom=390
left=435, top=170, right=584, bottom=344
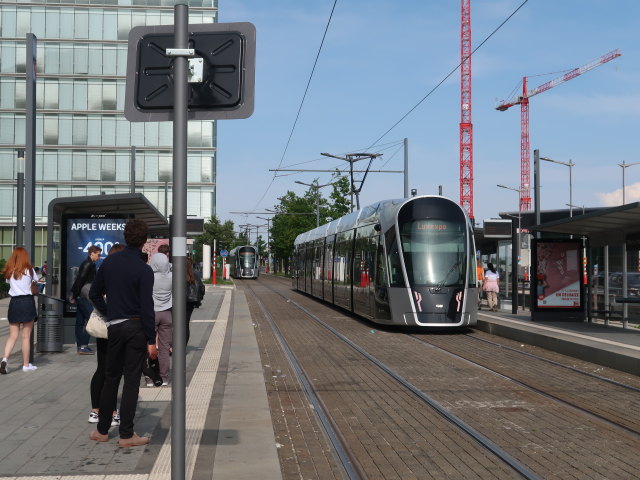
left=242, top=274, right=640, bottom=479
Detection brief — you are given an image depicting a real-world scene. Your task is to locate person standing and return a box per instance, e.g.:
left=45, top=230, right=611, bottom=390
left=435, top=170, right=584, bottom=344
left=1, top=247, right=38, bottom=373
left=88, top=219, right=158, bottom=448
left=484, top=262, right=500, bottom=312
left=476, top=259, right=485, bottom=309
left=150, top=252, right=172, bottom=386
left=185, top=257, right=205, bottom=345
left=87, top=243, right=125, bottom=426
left=70, top=245, right=102, bottom=355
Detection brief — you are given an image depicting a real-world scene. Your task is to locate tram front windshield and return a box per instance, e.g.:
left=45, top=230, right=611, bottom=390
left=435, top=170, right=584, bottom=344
left=400, top=219, right=466, bottom=287
left=239, top=248, right=256, bottom=268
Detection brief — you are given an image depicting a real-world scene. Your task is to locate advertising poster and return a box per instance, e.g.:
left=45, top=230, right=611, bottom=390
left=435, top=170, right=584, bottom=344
left=63, top=215, right=127, bottom=314
left=533, top=239, right=583, bottom=310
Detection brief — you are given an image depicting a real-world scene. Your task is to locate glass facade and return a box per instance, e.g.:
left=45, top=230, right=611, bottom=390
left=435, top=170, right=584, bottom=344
left=0, top=0, right=218, bottom=265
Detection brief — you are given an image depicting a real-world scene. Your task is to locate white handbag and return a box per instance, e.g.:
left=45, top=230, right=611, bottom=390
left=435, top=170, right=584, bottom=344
left=86, top=310, right=108, bottom=339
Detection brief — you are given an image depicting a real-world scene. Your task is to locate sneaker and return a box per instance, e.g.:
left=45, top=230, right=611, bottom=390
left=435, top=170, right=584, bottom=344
left=111, top=410, right=120, bottom=427
left=0, top=359, right=7, bottom=374
left=22, top=364, right=37, bottom=372
left=145, top=376, right=154, bottom=387
left=162, top=381, right=169, bottom=386
left=78, top=346, right=95, bottom=355
left=88, top=411, right=99, bottom=423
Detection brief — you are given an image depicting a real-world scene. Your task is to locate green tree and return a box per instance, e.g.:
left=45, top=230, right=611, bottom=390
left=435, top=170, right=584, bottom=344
left=325, top=174, right=351, bottom=221
left=270, top=191, right=316, bottom=273
left=193, top=215, right=237, bottom=263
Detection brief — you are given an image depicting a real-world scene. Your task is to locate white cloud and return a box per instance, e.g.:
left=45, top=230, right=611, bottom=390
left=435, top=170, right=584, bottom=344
left=597, top=181, right=640, bottom=206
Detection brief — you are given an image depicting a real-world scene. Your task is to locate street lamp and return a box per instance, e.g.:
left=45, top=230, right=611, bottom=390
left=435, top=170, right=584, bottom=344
left=497, top=184, right=524, bottom=314
left=540, top=156, right=575, bottom=217
left=257, top=216, right=271, bottom=273
left=566, top=203, right=585, bottom=215
left=295, top=180, right=336, bottom=227
left=618, top=161, right=640, bottom=205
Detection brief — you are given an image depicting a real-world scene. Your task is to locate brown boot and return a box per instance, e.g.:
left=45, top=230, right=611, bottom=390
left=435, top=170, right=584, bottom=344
left=90, top=430, right=109, bottom=442
left=119, top=433, right=150, bottom=448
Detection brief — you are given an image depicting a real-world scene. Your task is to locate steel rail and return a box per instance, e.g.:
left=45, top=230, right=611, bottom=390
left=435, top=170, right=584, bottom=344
left=464, top=333, right=640, bottom=393
left=257, top=280, right=540, bottom=480
left=246, top=285, right=364, bottom=480
left=410, top=334, right=640, bottom=439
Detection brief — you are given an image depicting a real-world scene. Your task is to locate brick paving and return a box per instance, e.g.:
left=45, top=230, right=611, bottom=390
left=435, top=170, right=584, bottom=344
left=247, top=275, right=640, bottom=479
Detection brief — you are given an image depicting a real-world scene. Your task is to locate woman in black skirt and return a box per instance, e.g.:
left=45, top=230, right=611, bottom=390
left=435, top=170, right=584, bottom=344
left=1, top=247, right=38, bottom=374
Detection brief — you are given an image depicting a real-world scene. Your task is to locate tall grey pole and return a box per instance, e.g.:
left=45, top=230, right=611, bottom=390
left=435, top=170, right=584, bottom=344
left=171, top=4, right=188, bottom=479
left=25, top=34, right=37, bottom=263
left=165, top=181, right=169, bottom=217
left=403, top=138, right=409, bottom=198
left=16, top=149, right=25, bottom=247
left=569, top=162, right=573, bottom=218
left=533, top=149, right=541, bottom=238
left=130, top=146, right=136, bottom=193
left=25, top=34, right=37, bottom=365
left=316, top=188, right=320, bottom=227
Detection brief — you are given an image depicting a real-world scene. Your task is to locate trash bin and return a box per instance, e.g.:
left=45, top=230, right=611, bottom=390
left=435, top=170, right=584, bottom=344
left=37, top=295, right=64, bottom=352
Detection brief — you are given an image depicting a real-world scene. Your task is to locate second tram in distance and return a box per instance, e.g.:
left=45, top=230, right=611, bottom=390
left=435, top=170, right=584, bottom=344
left=229, top=245, right=260, bottom=279
left=292, top=195, right=477, bottom=327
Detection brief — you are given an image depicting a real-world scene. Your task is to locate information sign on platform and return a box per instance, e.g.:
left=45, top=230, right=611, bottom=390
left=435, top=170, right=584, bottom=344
left=125, top=22, right=256, bottom=122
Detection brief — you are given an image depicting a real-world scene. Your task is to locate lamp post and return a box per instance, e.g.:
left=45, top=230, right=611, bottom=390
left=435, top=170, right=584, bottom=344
left=566, top=203, right=585, bottom=215
left=257, top=216, right=271, bottom=273
left=618, top=161, right=640, bottom=205
left=295, top=180, right=336, bottom=227
left=497, top=184, right=524, bottom=314
left=540, top=156, right=575, bottom=217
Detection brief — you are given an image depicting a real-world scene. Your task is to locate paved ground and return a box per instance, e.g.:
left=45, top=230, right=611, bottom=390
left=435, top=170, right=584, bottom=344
left=0, top=286, right=282, bottom=480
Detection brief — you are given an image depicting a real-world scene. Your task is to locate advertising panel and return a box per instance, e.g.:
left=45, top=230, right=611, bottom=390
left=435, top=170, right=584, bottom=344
left=532, top=239, right=584, bottom=311
left=62, top=215, right=127, bottom=314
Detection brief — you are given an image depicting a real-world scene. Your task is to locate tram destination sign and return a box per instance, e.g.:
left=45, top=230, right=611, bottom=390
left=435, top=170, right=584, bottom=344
left=125, top=22, right=256, bottom=122
left=483, top=219, right=512, bottom=238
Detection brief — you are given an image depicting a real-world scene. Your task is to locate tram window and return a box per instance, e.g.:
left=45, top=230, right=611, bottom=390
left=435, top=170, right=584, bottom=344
left=400, top=219, right=466, bottom=287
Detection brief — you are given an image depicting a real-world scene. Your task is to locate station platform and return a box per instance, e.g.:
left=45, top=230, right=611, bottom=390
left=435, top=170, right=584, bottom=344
left=0, top=285, right=638, bottom=479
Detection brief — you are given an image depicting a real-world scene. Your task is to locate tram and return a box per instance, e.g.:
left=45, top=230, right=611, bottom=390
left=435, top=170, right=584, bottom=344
left=229, top=245, right=259, bottom=279
left=292, top=195, right=477, bottom=327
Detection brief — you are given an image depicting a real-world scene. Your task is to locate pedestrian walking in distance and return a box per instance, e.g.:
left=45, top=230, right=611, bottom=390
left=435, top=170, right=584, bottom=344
left=484, top=263, right=500, bottom=312
left=70, top=245, right=102, bottom=355
left=1, top=247, right=38, bottom=374
left=88, top=219, right=158, bottom=448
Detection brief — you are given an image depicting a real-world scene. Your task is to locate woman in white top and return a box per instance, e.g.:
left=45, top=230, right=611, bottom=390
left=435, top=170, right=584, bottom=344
left=1, top=247, right=38, bottom=374
left=484, top=263, right=500, bottom=312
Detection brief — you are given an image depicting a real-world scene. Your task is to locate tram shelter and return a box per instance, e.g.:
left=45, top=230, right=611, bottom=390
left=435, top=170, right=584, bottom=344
left=44, top=193, right=168, bottom=343
left=533, top=201, right=640, bottom=327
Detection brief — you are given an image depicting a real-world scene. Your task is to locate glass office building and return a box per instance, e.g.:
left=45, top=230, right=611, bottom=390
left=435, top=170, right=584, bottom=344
left=0, top=0, right=218, bottom=263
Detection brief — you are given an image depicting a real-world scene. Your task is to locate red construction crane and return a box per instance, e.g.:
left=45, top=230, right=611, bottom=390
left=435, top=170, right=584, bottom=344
left=460, top=0, right=473, bottom=219
left=496, top=49, right=621, bottom=212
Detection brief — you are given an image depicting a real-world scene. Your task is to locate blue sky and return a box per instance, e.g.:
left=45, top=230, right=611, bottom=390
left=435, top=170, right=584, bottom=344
left=216, top=0, right=639, bottom=231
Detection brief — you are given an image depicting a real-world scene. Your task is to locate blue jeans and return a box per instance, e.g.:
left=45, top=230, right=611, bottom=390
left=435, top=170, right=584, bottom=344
left=75, top=297, right=93, bottom=347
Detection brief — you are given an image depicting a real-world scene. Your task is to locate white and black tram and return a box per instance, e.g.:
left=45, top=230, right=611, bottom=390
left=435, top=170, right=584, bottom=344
left=229, top=245, right=259, bottom=279
left=292, top=195, right=477, bottom=327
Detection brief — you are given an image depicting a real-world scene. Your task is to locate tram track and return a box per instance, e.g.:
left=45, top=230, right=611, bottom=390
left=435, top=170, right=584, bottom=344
left=246, top=279, right=539, bottom=479
left=245, top=279, right=639, bottom=478
left=409, top=333, right=640, bottom=439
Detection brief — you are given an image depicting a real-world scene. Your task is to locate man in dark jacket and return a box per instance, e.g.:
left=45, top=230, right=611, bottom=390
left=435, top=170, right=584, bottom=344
left=70, top=245, right=102, bottom=355
left=88, top=219, right=158, bottom=448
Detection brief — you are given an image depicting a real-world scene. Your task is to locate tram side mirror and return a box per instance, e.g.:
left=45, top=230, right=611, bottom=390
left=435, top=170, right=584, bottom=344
left=411, top=189, right=417, bottom=197
left=374, top=223, right=381, bottom=232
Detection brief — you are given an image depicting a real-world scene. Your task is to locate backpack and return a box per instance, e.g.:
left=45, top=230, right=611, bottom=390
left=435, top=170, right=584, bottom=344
left=186, top=282, right=200, bottom=303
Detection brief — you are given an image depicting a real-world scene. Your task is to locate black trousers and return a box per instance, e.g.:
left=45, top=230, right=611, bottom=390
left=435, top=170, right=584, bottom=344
left=90, top=337, right=108, bottom=409
left=97, top=320, right=147, bottom=439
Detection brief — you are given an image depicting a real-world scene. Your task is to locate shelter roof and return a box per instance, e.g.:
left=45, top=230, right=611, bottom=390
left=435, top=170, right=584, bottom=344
left=48, top=193, right=169, bottom=235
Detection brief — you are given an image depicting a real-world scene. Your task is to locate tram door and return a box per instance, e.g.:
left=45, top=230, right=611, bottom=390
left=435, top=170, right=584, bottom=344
left=353, top=226, right=376, bottom=318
